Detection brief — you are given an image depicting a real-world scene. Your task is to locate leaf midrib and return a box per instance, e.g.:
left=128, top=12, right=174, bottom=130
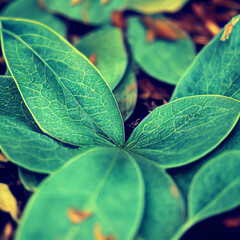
left=1, top=26, right=118, bottom=147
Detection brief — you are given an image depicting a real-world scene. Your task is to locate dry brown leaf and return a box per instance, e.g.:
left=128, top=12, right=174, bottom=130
left=0, top=152, right=8, bottom=162
left=112, top=11, right=126, bottom=29
left=142, top=16, right=188, bottom=41
left=223, top=216, right=240, bottom=228
left=0, top=183, right=18, bottom=221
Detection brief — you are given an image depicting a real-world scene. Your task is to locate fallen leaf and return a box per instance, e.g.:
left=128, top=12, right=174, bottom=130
left=0, top=152, right=8, bottom=162
left=223, top=216, right=240, bottom=228
left=142, top=16, right=188, bottom=41
left=67, top=208, right=92, bottom=224
left=0, top=183, right=18, bottom=221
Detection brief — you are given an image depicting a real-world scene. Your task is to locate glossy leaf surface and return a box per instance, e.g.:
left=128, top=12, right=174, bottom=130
left=41, top=0, right=124, bottom=25
left=125, top=95, right=240, bottom=168
left=1, top=0, right=66, bottom=37
left=16, top=148, right=144, bottom=240
left=124, top=0, right=188, bottom=14
left=0, top=18, right=124, bottom=147
left=127, top=17, right=195, bottom=85
left=0, top=76, right=87, bottom=173
left=135, top=155, right=185, bottom=240
left=113, top=61, right=137, bottom=121
left=76, top=25, right=127, bottom=90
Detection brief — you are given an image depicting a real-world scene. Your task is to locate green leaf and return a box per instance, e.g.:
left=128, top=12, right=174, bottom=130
left=127, top=17, right=195, bottom=85
left=125, top=95, right=240, bottom=168
left=169, top=122, right=240, bottom=202
left=171, top=151, right=240, bottom=240
left=41, top=0, right=124, bottom=25
left=0, top=75, right=88, bottom=173
left=0, top=18, right=124, bottom=147
left=76, top=25, right=128, bottom=90
left=169, top=15, right=240, bottom=201
left=1, top=0, right=66, bottom=37
left=18, top=167, right=47, bottom=192
left=172, top=15, right=240, bottom=100
left=16, top=147, right=144, bottom=240
left=124, top=0, right=189, bottom=14
left=189, top=150, right=240, bottom=222
left=134, top=155, right=185, bottom=240
left=113, top=61, right=137, bottom=121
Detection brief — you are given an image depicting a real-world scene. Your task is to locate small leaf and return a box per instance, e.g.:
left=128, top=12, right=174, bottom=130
left=113, top=61, right=137, bottom=121
left=127, top=17, right=195, bottom=85
left=125, top=95, right=240, bottom=168
left=41, top=0, right=124, bottom=25
left=76, top=25, right=128, bottom=90
left=170, top=151, right=240, bottom=240
left=18, top=167, right=47, bottom=191
left=15, top=148, right=144, bottom=240
left=0, top=183, right=18, bottom=221
left=124, top=0, right=189, bottom=14
left=0, top=18, right=124, bottom=147
left=1, top=0, right=66, bottom=37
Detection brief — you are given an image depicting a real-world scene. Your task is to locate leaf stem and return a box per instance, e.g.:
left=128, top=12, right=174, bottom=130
left=170, top=220, right=195, bottom=240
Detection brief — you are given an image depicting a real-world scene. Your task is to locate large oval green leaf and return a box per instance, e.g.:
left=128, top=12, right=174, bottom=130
left=125, top=95, right=240, bottom=168
left=0, top=18, right=124, bottom=147
left=127, top=17, right=195, bottom=85
left=16, top=147, right=144, bottom=240
left=134, top=154, right=185, bottom=240
left=41, top=0, right=124, bottom=25
left=170, top=151, right=240, bottom=240
left=172, top=15, right=240, bottom=100
left=76, top=25, right=128, bottom=90
left=0, top=75, right=88, bottom=173
left=124, top=0, right=188, bottom=14
left=189, top=150, right=240, bottom=222
left=1, top=0, right=66, bottom=37
left=169, top=15, right=240, bottom=202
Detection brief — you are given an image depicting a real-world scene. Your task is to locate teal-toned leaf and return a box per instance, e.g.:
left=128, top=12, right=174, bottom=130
left=169, top=14, right=240, bottom=201
left=0, top=18, right=124, bottom=147
left=134, top=154, right=185, bottom=240
left=125, top=95, right=240, bottom=168
left=170, top=151, right=240, bottom=240
left=113, top=61, right=137, bottom=121
left=16, top=147, right=144, bottom=240
left=1, top=0, right=66, bottom=37
left=188, top=150, right=240, bottom=222
left=169, top=122, right=240, bottom=201
left=76, top=25, right=128, bottom=90
left=41, top=0, right=124, bottom=25
left=127, top=17, right=195, bottom=85
left=124, top=0, right=189, bottom=14
left=172, top=15, right=240, bottom=100
left=0, top=75, right=89, bottom=173
left=18, top=167, right=47, bottom=192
